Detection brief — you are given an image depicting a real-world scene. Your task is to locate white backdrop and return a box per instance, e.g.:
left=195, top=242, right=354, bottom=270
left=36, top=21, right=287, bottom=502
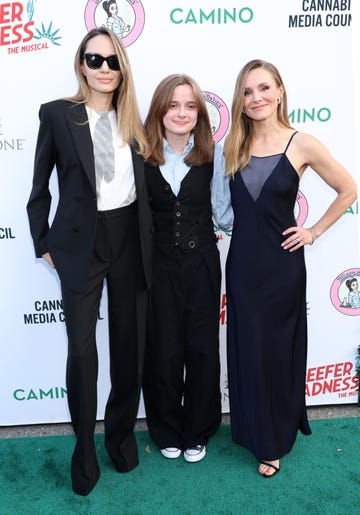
left=1, top=0, right=359, bottom=425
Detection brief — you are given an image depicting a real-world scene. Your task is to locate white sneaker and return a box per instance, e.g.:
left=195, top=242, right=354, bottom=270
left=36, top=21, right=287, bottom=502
left=160, top=447, right=182, bottom=459
left=184, top=445, right=206, bottom=463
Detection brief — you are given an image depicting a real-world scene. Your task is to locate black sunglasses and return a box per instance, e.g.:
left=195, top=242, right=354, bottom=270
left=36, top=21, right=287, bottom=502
left=84, top=53, right=121, bottom=71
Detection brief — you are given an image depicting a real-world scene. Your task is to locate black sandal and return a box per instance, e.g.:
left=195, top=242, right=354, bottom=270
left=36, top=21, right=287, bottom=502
left=259, top=461, right=280, bottom=478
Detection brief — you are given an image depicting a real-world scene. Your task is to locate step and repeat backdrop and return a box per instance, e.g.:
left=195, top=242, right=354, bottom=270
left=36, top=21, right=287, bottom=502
left=1, top=0, right=359, bottom=425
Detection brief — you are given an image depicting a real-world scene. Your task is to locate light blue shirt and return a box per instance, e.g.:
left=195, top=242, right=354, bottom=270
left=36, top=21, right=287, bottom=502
left=159, top=136, right=233, bottom=228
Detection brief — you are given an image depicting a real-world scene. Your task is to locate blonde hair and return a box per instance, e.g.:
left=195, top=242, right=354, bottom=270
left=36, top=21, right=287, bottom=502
left=224, top=59, right=292, bottom=176
left=67, top=27, right=147, bottom=156
left=144, top=74, right=214, bottom=166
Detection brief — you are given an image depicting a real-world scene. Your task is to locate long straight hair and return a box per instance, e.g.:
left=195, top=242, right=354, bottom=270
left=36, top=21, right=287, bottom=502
left=144, top=74, right=214, bottom=166
left=224, top=59, right=292, bottom=176
left=67, top=27, right=148, bottom=156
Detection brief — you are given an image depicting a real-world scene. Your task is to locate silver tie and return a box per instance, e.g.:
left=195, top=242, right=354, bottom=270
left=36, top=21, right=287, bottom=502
left=93, top=111, right=115, bottom=184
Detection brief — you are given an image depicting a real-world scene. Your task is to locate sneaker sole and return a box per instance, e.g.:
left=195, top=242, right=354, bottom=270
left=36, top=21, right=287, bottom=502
left=160, top=449, right=182, bottom=459
left=184, top=450, right=206, bottom=463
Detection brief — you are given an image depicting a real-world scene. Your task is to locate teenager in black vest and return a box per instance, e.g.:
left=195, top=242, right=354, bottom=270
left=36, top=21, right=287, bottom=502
left=142, top=74, right=233, bottom=462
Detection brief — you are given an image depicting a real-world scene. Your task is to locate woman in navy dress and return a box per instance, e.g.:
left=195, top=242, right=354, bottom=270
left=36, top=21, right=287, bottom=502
left=224, top=60, right=357, bottom=477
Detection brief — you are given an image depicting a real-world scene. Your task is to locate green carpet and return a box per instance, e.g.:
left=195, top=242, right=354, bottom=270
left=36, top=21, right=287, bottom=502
left=0, top=419, right=359, bottom=514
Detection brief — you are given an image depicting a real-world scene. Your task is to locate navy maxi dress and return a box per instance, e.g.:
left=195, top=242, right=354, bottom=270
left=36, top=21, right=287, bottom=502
left=226, top=133, right=311, bottom=461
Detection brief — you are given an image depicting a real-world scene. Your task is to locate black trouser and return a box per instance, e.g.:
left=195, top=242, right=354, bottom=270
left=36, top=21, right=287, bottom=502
left=143, top=242, right=222, bottom=450
left=61, top=203, right=147, bottom=495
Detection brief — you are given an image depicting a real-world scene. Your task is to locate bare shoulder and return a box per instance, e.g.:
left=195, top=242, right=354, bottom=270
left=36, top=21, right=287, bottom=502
left=290, top=131, right=334, bottom=168
left=293, top=131, right=328, bottom=153
left=285, top=131, right=332, bottom=176
left=287, top=131, right=356, bottom=200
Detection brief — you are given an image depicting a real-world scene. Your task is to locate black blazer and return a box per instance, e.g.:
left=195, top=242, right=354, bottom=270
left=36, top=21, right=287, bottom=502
left=27, top=99, right=153, bottom=293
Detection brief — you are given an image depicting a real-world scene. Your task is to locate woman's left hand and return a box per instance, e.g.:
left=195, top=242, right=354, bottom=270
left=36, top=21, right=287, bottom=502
left=281, top=226, right=314, bottom=252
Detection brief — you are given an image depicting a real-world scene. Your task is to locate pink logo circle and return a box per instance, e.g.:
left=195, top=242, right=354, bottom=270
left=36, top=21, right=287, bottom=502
left=202, top=91, right=229, bottom=143
left=84, top=0, right=145, bottom=46
left=295, top=189, right=308, bottom=226
left=330, top=268, right=360, bottom=316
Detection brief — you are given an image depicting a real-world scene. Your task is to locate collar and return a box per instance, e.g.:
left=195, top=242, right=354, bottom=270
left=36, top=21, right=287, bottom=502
left=163, top=134, right=194, bottom=155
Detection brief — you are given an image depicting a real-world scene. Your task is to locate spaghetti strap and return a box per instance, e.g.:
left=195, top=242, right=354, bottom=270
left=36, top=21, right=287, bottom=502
left=284, top=131, right=298, bottom=153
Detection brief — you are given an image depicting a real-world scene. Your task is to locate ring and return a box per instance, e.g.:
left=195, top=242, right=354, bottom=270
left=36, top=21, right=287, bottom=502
left=296, top=238, right=300, bottom=243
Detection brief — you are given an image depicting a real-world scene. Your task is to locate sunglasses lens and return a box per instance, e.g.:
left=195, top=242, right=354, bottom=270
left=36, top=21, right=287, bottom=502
left=84, top=53, right=120, bottom=71
left=107, top=55, right=121, bottom=71
left=85, top=53, right=103, bottom=69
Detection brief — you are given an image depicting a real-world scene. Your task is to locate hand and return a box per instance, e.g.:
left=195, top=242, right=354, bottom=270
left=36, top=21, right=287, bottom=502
left=42, top=252, right=55, bottom=269
left=281, top=227, right=314, bottom=252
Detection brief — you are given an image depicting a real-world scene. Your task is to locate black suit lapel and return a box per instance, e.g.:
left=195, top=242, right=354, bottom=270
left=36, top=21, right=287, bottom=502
left=66, top=103, right=96, bottom=193
left=131, top=144, right=145, bottom=193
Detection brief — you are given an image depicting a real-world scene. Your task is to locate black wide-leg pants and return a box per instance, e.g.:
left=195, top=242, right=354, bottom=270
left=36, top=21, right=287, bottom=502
left=61, top=203, right=147, bottom=495
left=142, top=242, right=222, bottom=450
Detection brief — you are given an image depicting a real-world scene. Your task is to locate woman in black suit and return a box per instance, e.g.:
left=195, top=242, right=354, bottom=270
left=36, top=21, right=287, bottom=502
left=27, top=27, right=152, bottom=496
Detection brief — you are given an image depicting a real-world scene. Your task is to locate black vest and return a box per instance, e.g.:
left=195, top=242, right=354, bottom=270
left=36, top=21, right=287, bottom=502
left=146, top=162, right=217, bottom=254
